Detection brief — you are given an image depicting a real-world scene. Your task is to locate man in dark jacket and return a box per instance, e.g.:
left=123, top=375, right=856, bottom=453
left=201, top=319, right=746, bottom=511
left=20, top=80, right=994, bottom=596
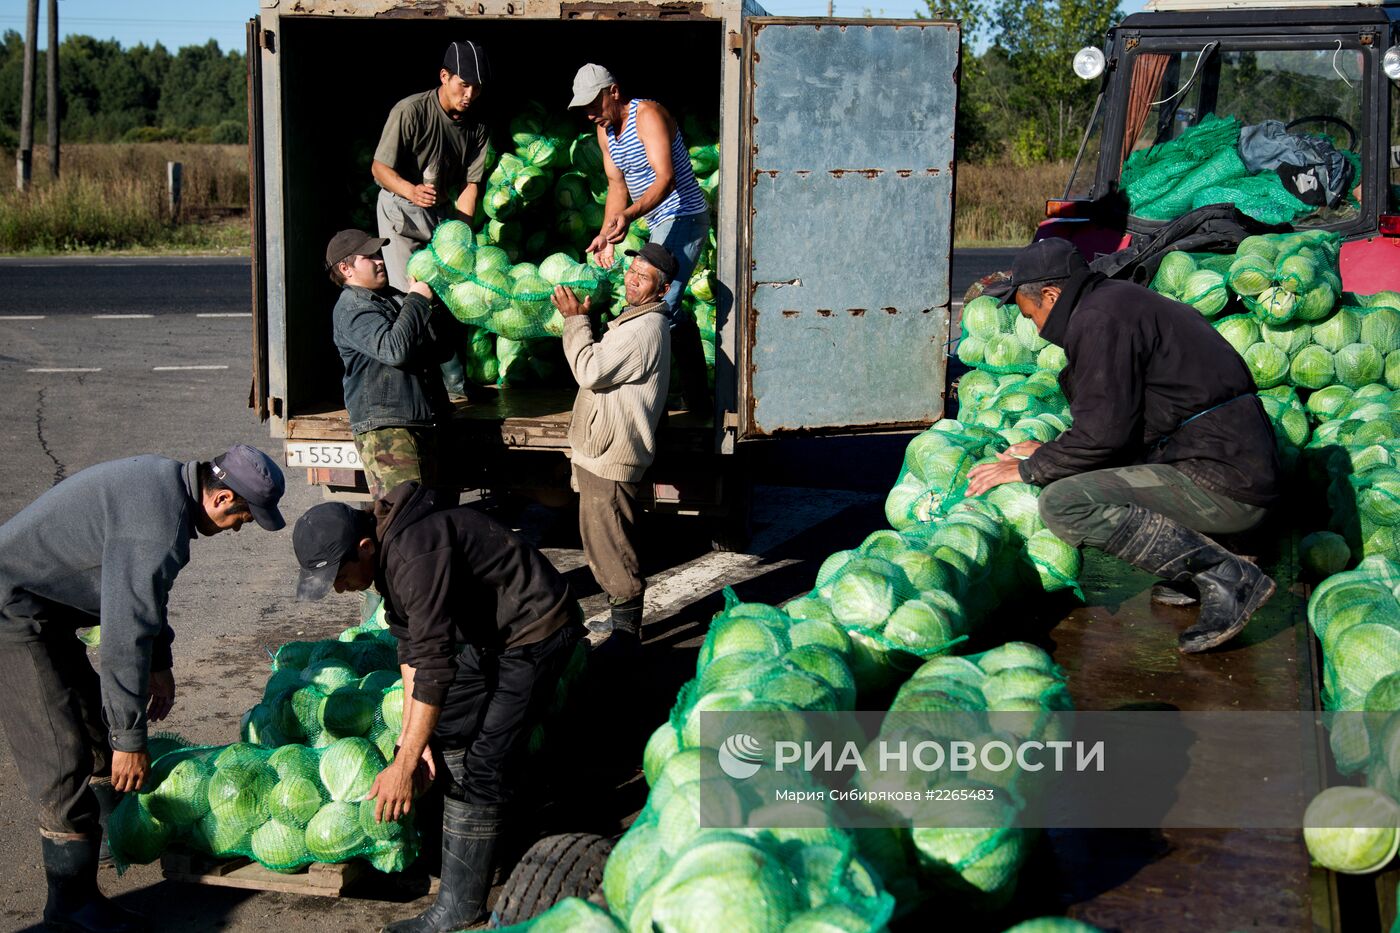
left=967, top=238, right=1281, bottom=653
left=327, top=229, right=453, bottom=500
left=292, top=484, right=582, bottom=933
left=0, top=445, right=286, bottom=932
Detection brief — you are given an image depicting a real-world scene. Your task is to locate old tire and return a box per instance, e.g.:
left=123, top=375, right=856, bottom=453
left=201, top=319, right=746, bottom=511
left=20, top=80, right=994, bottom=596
left=489, top=832, right=613, bottom=927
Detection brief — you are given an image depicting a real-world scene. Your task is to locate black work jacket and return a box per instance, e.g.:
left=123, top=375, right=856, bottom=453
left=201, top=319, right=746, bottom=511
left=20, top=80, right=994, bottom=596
left=373, top=483, right=576, bottom=706
left=1018, top=271, right=1281, bottom=507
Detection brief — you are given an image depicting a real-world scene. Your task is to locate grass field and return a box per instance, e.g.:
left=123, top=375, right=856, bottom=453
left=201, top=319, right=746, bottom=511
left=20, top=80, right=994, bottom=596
left=0, top=144, right=250, bottom=254
left=0, top=144, right=1069, bottom=254
left=954, top=160, right=1070, bottom=247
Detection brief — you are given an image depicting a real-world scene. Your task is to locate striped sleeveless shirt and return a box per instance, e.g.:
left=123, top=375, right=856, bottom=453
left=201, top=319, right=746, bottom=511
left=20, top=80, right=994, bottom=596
left=605, top=99, right=708, bottom=227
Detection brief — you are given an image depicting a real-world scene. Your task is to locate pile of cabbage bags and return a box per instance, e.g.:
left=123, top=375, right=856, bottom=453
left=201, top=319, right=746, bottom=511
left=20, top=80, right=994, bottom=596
left=857, top=644, right=1071, bottom=908
left=408, top=102, right=721, bottom=390
left=107, top=736, right=418, bottom=874
left=958, top=295, right=1067, bottom=375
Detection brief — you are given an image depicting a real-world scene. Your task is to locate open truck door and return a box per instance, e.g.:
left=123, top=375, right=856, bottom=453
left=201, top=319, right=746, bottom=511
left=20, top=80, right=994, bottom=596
left=736, top=18, right=960, bottom=439
left=247, top=16, right=271, bottom=422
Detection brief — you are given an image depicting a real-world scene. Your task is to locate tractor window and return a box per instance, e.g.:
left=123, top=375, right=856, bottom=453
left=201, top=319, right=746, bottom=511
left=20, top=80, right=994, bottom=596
left=1392, top=88, right=1400, bottom=213
left=1118, top=43, right=1366, bottom=228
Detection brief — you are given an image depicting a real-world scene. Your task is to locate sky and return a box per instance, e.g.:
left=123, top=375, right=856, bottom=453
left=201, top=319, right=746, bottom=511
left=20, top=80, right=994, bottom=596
left=0, top=0, right=1147, bottom=52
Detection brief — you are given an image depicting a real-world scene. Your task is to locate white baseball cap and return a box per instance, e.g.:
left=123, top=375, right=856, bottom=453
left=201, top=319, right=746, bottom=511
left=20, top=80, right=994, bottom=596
left=569, top=63, right=618, bottom=109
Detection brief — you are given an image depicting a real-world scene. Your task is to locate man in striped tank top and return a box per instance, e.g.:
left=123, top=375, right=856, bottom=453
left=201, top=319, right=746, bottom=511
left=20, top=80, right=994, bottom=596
left=568, top=63, right=712, bottom=415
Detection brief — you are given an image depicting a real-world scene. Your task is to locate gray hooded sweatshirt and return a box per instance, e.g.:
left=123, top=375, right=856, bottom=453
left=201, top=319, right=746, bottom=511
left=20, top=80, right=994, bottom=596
left=0, top=456, right=198, bottom=752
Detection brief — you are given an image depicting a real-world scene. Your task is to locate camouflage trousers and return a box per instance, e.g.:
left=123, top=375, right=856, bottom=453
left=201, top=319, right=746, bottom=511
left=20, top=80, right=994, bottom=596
left=1038, top=464, right=1267, bottom=550
left=353, top=426, right=442, bottom=500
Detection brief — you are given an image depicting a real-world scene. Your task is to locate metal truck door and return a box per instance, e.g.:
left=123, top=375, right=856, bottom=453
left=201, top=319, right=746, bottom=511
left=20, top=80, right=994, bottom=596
left=247, top=17, right=270, bottom=421
left=738, top=19, right=958, bottom=438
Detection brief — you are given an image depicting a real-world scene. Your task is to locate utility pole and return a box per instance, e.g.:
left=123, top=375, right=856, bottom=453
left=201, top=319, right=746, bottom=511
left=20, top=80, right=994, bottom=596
left=16, top=0, right=38, bottom=191
left=46, top=0, right=59, bottom=179
left=827, top=0, right=834, bottom=13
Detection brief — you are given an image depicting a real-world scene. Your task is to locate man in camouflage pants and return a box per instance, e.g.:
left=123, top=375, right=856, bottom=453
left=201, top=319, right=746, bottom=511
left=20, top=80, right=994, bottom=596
left=325, top=229, right=454, bottom=500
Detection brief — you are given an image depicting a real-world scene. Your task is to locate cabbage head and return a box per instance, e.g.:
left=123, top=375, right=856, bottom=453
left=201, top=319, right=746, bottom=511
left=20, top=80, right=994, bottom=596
left=305, top=801, right=369, bottom=863
left=319, top=737, right=385, bottom=802
left=962, top=296, right=1011, bottom=339
left=1277, top=253, right=1319, bottom=294
left=1256, top=286, right=1298, bottom=325
left=1297, top=282, right=1338, bottom=322
left=1304, top=786, right=1400, bottom=873
left=1314, top=308, right=1362, bottom=353
left=1243, top=343, right=1289, bottom=389
left=1300, top=531, right=1351, bottom=579
left=1362, top=306, right=1400, bottom=354
left=984, top=335, right=1034, bottom=371
left=1237, top=235, right=1280, bottom=262
left=251, top=819, right=311, bottom=871
left=1307, top=384, right=1355, bottom=421
left=1183, top=269, right=1229, bottom=316
left=1289, top=345, right=1335, bottom=390
left=1262, top=322, right=1312, bottom=357
left=1215, top=316, right=1260, bottom=357
left=1336, top=343, right=1385, bottom=390
left=1227, top=254, right=1274, bottom=296
left=828, top=560, right=902, bottom=628
left=1152, top=251, right=1196, bottom=296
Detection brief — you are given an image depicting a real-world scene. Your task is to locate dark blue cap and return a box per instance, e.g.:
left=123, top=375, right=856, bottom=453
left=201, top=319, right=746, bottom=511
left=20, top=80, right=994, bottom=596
left=211, top=445, right=286, bottom=531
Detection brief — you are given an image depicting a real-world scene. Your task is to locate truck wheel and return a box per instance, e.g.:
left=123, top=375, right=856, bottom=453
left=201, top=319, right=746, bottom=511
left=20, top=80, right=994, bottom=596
left=489, top=832, right=613, bottom=927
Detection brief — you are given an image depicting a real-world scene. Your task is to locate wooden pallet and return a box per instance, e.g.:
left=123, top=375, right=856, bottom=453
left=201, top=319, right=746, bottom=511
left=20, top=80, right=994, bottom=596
left=160, top=850, right=367, bottom=897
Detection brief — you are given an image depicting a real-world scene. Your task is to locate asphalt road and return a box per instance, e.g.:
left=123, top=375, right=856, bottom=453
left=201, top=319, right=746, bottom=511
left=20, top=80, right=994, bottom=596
left=0, top=250, right=1013, bottom=932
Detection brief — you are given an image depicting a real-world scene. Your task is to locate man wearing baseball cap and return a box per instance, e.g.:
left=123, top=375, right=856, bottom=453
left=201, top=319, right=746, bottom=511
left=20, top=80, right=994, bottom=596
left=549, top=241, right=674, bottom=656
left=327, top=228, right=453, bottom=501
left=966, top=237, right=1281, bottom=654
left=292, top=484, right=581, bottom=933
left=372, top=39, right=493, bottom=398
left=568, top=63, right=712, bottom=415
left=0, top=444, right=285, bottom=931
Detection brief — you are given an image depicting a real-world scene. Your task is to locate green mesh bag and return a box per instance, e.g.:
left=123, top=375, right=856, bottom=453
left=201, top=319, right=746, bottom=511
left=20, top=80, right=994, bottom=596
left=959, top=296, right=1039, bottom=375
left=1309, top=557, right=1400, bottom=710
left=107, top=737, right=419, bottom=874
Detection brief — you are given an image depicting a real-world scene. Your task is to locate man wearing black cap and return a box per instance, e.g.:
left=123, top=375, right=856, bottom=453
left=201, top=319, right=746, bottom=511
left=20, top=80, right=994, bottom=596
left=372, top=39, right=492, bottom=397
left=0, top=445, right=285, bottom=932
left=292, top=486, right=581, bottom=933
left=549, top=242, right=674, bottom=654
left=327, top=228, right=453, bottom=501
left=966, top=237, right=1281, bottom=653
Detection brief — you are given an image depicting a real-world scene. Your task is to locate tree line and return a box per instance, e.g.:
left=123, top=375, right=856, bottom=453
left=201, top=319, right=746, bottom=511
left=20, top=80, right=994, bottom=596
left=921, top=0, right=1123, bottom=164
left=0, top=32, right=247, bottom=148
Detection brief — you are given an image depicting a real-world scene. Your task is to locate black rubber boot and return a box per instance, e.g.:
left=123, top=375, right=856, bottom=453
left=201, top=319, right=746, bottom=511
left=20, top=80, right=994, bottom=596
left=593, top=595, right=643, bottom=663
left=381, top=799, right=501, bottom=933
left=1104, top=506, right=1276, bottom=654
left=439, top=352, right=471, bottom=401
left=89, top=782, right=119, bottom=868
left=41, top=836, right=147, bottom=932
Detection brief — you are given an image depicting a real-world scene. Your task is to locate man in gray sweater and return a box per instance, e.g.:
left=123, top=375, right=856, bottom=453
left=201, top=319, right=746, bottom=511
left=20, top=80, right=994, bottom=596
left=551, top=243, right=673, bottom=654
left=0, top=445, right=285, bottom=933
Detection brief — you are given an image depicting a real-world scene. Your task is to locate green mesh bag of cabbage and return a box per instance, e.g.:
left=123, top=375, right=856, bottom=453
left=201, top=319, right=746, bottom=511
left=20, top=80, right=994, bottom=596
left=958, top=296, right=1055, bottom=375
left=1308, top=556, right=1400, bottom=711
left=603, top=784, right=896, bottom=933
left=107, top=737, right=419, bottom=874
left=244, top=630, right=404, bottom=758
left=1148, top=251, right=1232, bottom=319
left=854, top=643, right=1071, bottom=910
left=410, top=223, right=610, bottom=341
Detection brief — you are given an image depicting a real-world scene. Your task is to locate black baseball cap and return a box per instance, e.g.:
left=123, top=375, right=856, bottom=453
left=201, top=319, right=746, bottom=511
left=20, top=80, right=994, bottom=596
left=625, top=242, right=678, bottom=280
left=443, top=40, right=491, bottom=85
left=211, top=445, right=286, bottom=531
left=986, top=237, right=1088, bottom=301
left=325, top=229, right=389, bottom=271
left=293, top=503, right=371, bottom=601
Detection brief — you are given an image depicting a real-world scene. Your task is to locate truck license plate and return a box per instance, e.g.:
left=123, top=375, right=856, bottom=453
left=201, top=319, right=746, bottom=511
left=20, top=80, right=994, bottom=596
left=285, top=442, right=363, bottom=470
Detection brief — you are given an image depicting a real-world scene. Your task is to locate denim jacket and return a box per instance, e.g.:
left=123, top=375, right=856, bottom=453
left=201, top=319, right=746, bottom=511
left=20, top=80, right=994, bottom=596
left=332, top=285, right=451, bottom=435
